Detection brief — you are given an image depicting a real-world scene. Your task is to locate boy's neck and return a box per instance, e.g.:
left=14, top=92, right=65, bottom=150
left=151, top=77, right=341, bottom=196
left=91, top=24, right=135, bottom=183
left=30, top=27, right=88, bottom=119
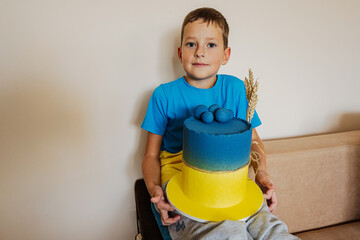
left=184, top=75, right=218, bottom=89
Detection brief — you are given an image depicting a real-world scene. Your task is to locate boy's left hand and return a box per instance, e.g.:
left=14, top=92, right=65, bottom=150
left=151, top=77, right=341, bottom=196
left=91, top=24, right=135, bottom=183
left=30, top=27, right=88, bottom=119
left=255, top=169, right=277, bottom=213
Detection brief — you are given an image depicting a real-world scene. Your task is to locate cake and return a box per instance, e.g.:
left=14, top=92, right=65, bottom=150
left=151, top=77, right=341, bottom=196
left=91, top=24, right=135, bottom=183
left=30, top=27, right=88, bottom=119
left=165, top=104, right=263, bottom=222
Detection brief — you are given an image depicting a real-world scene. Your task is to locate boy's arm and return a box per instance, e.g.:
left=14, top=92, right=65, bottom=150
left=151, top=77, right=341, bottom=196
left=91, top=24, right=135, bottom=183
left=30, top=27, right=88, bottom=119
left=251, top=128, right=277, bottom=213
left=142, top=132, right=162, bottom=194
left=142, top=131, right=180, bottom=225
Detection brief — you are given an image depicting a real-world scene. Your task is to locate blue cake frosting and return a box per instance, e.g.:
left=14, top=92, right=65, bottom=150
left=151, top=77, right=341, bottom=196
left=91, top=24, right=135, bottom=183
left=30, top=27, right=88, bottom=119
left=183, top=116, right=252, bottom=171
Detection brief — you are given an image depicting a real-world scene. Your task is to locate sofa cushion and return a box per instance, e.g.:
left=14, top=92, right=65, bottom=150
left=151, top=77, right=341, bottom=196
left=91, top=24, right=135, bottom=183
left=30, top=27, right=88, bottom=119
left=262, top=130, right=360, bottom=233
left=295, top=221, right=360, bottom=240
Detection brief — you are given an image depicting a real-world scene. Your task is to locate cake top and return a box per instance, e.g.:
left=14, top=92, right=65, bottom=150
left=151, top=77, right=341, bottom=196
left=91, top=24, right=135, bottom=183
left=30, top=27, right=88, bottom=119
left=187, top=104, right=251, bottom=135
left=184, top=117, right=250, bottom=135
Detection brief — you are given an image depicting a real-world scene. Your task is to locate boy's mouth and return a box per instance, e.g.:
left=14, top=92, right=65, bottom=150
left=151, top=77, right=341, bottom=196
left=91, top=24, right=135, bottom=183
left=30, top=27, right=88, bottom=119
left=192, top=62, right=208, bottom=67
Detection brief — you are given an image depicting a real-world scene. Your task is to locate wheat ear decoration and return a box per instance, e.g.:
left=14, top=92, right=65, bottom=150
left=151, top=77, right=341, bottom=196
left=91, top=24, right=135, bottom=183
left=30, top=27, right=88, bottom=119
left=245, top=69, right=259, bottom=123
left=244, top=77, right=251, bottom=101
left=247, top=92, right=258, bottom=122
left=249, top=69, right=254, bottom=89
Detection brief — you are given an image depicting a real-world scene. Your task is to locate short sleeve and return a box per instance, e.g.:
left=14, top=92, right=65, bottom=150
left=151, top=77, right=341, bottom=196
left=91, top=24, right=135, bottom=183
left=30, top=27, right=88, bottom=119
left=250, top=110, right=261, bottom=129
left=141, top=86, right=168, bottom=135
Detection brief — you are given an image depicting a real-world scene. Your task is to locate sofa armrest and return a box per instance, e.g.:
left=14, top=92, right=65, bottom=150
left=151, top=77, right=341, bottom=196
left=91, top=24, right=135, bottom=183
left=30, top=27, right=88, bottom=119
left=263, top=130, right=360, bottom=233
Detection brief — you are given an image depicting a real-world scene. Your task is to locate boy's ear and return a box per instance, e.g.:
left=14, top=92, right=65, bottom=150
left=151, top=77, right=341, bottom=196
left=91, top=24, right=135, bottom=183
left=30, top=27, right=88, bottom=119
left=222, top=47, right=231, bottom=65
left=177, top=46, right=182, bottom=63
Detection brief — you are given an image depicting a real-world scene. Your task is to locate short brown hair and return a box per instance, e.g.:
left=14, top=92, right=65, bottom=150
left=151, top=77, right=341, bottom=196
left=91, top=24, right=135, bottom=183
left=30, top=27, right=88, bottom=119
left=181, top=7, right=229, bottom=49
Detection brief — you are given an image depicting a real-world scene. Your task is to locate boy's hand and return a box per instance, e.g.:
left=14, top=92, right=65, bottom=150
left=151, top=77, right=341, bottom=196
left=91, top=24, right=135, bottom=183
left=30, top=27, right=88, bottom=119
left=150, top=185, right=181, bottom=226
left=255, top=169, right=277, bottom=213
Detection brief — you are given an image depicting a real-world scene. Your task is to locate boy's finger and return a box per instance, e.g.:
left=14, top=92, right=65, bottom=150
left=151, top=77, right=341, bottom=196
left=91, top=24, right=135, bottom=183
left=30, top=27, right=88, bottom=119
left=150, top=189, right=164, bottom=203
left=167, top=215, right=181, bottom=224
left=261, top=178, right=275, bottom=189
left=266, top=181, right=276, bottom=189
left=268, top=201, right=276, bottom=213
left=268, top=192, right=278, bottom=212
left=150, top=195, right=162, bottom=203
left=159, top=210, right=169, bottom=225
left=162, top=214, right=181, bottom=226
left=263, top=188, right=275, bottom=199
left=157, top=201, right=175, bottom=211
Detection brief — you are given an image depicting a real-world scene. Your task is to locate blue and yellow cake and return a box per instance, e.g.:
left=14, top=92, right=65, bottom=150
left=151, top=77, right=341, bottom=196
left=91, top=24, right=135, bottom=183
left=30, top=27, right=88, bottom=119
left=166, top=105, right=263, bottom=222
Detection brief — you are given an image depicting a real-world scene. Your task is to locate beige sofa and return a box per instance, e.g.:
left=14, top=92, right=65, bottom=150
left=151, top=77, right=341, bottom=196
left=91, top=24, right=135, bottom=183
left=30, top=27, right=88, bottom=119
left=261, top=130, right=360, bottom=239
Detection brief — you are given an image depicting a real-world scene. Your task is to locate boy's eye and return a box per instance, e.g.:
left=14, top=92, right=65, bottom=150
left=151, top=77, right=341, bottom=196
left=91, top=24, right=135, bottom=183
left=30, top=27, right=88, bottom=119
left=186, top=42, right=196, bottom=47
left=208, top=43, right=216, bottom=48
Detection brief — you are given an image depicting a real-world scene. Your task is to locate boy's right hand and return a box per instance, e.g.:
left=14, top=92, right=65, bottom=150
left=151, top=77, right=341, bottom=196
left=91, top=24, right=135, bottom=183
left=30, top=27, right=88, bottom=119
left=150, top=185, right=181, bottom=226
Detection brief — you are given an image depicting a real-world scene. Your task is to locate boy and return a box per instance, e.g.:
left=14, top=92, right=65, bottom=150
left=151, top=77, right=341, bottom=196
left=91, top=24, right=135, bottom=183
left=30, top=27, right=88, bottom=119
left=141, top=7, right=299, bottom=240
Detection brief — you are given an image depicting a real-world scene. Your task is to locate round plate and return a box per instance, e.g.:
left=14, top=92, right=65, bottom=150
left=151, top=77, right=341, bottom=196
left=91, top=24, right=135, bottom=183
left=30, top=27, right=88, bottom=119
left=165, top=173, right=263, bottom=222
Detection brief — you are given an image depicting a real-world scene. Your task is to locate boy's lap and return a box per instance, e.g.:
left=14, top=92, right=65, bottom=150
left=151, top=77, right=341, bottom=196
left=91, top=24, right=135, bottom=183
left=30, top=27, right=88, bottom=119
left=167, top=202, right=300, bottom=240
left=169, top=217, right=251, bottom=240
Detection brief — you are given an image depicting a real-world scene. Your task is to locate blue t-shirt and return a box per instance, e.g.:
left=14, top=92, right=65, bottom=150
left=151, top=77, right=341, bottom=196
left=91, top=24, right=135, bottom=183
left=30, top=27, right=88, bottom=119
left=141, top=74, right=261, bottom=153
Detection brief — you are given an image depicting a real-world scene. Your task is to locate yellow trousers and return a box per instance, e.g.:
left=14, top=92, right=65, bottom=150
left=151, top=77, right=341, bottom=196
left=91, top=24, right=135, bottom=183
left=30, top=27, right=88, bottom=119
left=160, top=151, right=184, bottom=185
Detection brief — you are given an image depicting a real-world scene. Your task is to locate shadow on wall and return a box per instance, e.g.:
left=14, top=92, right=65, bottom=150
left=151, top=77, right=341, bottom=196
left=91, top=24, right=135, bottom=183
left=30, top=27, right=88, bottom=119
left=0, top=78, right=87, bottom=238
left=0, top=78, right=87, bottom=185
left=130, top=89, right=154, bottom=179
left=329, top=112, right=360, bottom=133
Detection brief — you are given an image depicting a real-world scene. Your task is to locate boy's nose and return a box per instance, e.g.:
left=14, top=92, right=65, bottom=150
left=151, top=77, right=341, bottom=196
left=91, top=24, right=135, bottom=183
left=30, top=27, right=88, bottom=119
left=195, top=46, right=205, bottom=58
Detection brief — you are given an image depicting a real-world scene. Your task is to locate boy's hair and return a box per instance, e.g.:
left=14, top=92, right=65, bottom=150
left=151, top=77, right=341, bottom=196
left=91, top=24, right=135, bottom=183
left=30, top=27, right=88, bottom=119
left=181, top=7, right=229, bottom=49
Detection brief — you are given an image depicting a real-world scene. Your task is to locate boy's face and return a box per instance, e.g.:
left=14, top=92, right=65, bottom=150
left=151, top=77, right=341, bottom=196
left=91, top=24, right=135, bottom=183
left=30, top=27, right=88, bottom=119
left=178, top=20, right=231, bottom=88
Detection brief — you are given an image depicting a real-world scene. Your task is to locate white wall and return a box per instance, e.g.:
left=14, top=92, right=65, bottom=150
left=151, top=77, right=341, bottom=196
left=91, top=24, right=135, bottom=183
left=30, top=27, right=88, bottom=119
left=0, top=0, right=359, bottom=239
